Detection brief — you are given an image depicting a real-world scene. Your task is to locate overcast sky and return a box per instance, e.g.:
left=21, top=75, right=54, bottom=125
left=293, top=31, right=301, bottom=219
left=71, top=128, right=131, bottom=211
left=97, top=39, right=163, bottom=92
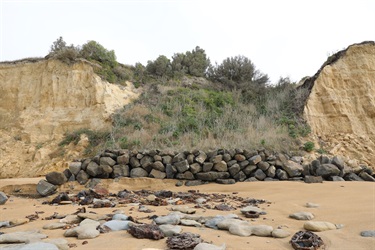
left=1, top=0, right=374, bottom=82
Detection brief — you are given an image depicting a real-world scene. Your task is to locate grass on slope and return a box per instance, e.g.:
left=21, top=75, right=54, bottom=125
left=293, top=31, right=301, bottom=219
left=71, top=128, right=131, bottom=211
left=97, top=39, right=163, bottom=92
left=60, top=79, right=310, bottom=155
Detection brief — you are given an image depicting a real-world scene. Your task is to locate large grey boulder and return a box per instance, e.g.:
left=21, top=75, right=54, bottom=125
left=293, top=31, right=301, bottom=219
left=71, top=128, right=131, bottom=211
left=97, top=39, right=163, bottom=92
left=228, top=164, right=241, bottom=177
left=195, top=151, right=207, bottom=164
left=129, top=157, right=141, bottom=168
left=46, top=171, right=67, bottom=185
left=86, top=161, right=102, bottom=177
left=202, top=162, right=214, bottom=172
left=174, top=160, right=189, bottom=173
left=243, top=165, right=257, bottom=176
left=282, top=160, right=303, bottom=177
left=359, top=171, right=375, bottom=182
left=216, top=179, right=236, bottom=184
left=254, top=169, right=266, bottom=180
left=318, top=155, right=330, bottom=164
left=276, top=169, right=289, bottom=180
left=195, top=172, right=230, bottom=181
left=149, top=169, right=166, bottom=179
left=100, top=157, right=116, bottom=166
left=117, top=154, right=129, bottom=165
left=213, top=161, right=228, bottom=172
left=344, top=172, right=364, bottom=181
left=112, top=165, right=129, bottom=178
left=162, top=155, right=173, bottom=165
left=257, top=161, right=270, bottom=171
left=176, top=171, right=194, bottom=180
left=166, top=164, right=177, bottom=178
left=331, top=156, right=345, bottom=170
left=330, top=176, right=345, bottom=181
left=152, top=161, right=165, bottom=172
left=234, top=154, right=246, bottom=162
left=76, top=170, right=90, bottom=185
left=316, top=164, right=340, bottom=178
left=36, top=180, right=57, bottom=197
left=234, top=171, right=246, bottom=181
left=173, top=152, right=186, bottom=163
left=130, top=168, right=148, bottom=178
left=249, top=155, right=262, bottom=165
left=190, top=163, right=202, bottom=174
left=211, top=155, right=223, bottom=163
left=275, top=153, right=287, bottom=167
left=266, top=165, right=276, bottom=178
left=140, top=155, right=154, bottom=169
left=304, top=175, right=323, bottom=183
left=69, top=162, right=82, bottom=175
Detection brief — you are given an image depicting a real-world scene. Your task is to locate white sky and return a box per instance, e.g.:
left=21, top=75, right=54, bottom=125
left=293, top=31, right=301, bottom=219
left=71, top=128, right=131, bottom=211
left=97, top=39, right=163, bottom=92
left=1, top=0, right=374, bottom=83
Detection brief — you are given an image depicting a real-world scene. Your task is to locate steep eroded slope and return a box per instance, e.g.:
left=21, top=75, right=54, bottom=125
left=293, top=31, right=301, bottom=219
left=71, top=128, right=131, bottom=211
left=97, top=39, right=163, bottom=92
left=0, top=59, right=139, bottom=177
left=303, top=41, right=375, bottom=166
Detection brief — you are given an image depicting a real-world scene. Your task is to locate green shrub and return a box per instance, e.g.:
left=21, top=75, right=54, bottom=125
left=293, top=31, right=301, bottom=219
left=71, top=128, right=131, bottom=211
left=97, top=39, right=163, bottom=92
left=146, top=55, right=171, bottom=78
left=303, top=141, right=315, bottom=152
left=48, top=37, right=129, bottom=84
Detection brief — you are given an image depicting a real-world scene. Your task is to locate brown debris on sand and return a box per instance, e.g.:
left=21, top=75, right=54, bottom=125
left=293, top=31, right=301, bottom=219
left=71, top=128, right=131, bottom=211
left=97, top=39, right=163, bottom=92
left=128, top=223, right=165, bottom=240
left=290, top=230, right=325, bottom=250
left=166, top=232, right=202, bottom=249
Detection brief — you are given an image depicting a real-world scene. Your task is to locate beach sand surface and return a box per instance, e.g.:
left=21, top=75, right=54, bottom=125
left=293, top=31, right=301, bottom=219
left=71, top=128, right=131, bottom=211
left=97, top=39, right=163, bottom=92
left=0, top=178, right=374, bottom=250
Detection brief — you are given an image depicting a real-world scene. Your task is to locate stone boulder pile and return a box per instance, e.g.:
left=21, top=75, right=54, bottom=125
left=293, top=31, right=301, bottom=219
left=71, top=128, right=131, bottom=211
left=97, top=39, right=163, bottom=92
left=37, top=148, right=375, bottom=196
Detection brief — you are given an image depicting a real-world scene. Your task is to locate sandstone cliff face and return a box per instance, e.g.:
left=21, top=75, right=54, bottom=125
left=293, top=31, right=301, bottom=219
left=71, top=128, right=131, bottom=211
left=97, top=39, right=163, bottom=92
left=303, top=41, right=375, bottom=166
left=0, top=59, right=139, bottom=178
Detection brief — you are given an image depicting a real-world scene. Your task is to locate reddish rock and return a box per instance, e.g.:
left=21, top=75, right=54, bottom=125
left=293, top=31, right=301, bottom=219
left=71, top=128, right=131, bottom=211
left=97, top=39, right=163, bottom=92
left=128, top=224, right=165, bottom=240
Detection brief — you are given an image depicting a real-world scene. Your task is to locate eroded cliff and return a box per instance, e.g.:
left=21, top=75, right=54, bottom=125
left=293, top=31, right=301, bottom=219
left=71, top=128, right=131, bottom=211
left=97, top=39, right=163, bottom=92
left=303, top=41, right=375, bottom=166
left=0, top=59, right=139, bottom=178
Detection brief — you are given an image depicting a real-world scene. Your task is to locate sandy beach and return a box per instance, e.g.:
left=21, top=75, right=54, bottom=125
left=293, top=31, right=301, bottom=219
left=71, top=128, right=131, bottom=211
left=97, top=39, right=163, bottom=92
left=0, top=178, right=374, bottom=250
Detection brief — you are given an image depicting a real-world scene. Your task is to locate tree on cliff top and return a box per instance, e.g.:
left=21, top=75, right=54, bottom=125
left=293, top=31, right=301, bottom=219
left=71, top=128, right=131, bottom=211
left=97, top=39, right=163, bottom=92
left=207, top=55, right=269, bottom=89
left=80, top=40, right=117, bottom=68
left=48, top=37, right=80, bottom=64
left=50, top=36, right=66, bottom=53
left=47, top=37, right=130, bottom=84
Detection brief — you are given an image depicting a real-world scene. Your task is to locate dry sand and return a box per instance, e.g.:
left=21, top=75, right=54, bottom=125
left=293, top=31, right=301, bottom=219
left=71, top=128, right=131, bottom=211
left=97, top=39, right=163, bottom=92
left=0, top=178, right=374, bottom=250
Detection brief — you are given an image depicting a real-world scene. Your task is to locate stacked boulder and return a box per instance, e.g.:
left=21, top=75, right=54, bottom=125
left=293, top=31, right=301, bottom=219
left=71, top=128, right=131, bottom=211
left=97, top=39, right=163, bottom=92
left=37, top=149, right=375, bottom=196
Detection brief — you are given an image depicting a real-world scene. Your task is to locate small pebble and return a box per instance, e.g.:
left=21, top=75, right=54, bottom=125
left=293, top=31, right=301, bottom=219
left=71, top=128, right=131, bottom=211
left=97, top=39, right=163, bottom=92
left=305, top=202, right=319, bottom=208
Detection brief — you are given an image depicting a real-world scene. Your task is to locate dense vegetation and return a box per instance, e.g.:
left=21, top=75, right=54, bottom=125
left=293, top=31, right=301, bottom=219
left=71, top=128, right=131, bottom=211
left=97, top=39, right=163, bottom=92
left=48, top=37, right=132, bottom=84
left=52, top=37, right=311, bottom=155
